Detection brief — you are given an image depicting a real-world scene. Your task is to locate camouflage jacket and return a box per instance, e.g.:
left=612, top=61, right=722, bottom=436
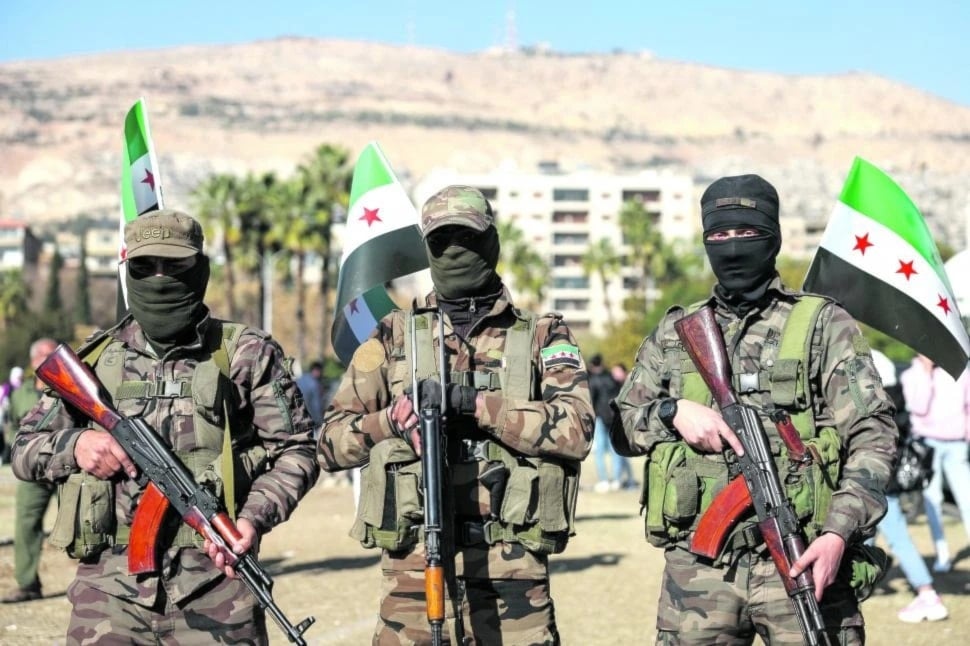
left=11, top=311, right=319, bottom=605
left=610, top=278, right=897, bottom=544
left=319, top=288, right=594, bottom=579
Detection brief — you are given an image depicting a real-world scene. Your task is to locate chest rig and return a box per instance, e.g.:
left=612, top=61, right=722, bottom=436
left=351, top=309, right=581, bottom=556
left=49, top=320, right=261, bottom=560
left=642, top=296, right=843, bottom=558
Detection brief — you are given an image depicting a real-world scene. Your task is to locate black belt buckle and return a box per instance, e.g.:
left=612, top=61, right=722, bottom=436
left=459, top=439, right=489, bottom=462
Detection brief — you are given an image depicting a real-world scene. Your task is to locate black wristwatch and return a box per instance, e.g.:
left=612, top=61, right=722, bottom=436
left=657, top=397, right=679, bottom=430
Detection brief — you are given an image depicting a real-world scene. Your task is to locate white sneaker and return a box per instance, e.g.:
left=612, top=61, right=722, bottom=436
left=593, top=480, right=610, bottom=493
left=609, top=480, right=621, bottom=491
left=898, top=591, right=948, bottom=623
left=932, top=558, right=952, bottom=573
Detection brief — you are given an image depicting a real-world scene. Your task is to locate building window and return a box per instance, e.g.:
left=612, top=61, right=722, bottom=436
left=552, top=211, right=588, bottom=224
left=622, top=189, right=661, bottom=203
left=553, top=233, right=589, bottom=245
left=553, top=276, right=590, bottom=289
left=553, top=188, right=589, bottom=202
left=552, top=254, right=583, bottom=267
left=622, top=276, right=640, bottom=289
left=553, top=298, right=590, bottom=311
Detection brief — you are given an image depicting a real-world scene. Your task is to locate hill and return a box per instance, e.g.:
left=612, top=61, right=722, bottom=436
left=1, top=38, right=969, bottom=241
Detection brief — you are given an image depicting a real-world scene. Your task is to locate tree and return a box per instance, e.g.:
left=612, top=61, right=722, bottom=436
left=0, top=270, right=29, bottom=328
left=75, top=236, right=92, bottom=325
left=581, top=237, right=622, bottom=328
left=618, top=200, right=683, bottom=312
left=496, top=220, right=548, bottom=309
left=44, top=247, right=64, bottom=313
left=193, top=173, right=244, bottom=320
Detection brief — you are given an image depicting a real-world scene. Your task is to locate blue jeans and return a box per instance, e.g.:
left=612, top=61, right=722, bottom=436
left=878, top=495, right=932, bottom=589
left=593, top=417, right=634, bottom=484
left=922, top=438, right=970, bottom=546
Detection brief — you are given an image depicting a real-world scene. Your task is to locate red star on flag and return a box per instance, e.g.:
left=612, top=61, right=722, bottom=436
left=937, top=295, right=951, bottom=315
left=141, top=169, right=155, bottom=191
left=896, top=260, right=917, bottom=280
left=359, top=207, right=381, bottom=227
left=852, top=233, right=873, bottom=255
left=349, top=298, right=359, bottom=314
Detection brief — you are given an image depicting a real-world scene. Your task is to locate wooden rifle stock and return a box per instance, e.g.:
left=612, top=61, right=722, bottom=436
left=673, top=306, right=736, bottom=409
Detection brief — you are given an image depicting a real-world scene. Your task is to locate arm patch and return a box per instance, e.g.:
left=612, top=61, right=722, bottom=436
left=541, top=343, right=581, bottom=370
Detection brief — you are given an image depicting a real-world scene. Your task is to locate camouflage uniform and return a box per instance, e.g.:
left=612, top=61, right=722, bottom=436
left=321, top=289, right=592, bottom=644
left=11, top=313, right=319, bottom=644
left=611, top=278, right=898, bottom=645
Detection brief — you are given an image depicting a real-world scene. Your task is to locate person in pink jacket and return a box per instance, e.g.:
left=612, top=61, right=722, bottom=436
left=900, top=355, right=970, bottom=572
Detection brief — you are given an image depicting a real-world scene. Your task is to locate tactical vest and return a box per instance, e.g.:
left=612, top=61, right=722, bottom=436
left=49, top=320, right=265, bottom=560
left=351, top=310, right=582, bottom=556
left=641, top=296, right=843, bottom=560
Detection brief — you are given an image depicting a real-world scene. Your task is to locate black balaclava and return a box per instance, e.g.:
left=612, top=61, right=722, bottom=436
left=426, top=226, right=502, bottom=300
left=701, top=174, right=782, bottom=313
left=126, top=255, right=210, bottom=352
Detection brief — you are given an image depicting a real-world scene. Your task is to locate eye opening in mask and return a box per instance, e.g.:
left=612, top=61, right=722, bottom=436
left=425, top=226, right=482, bottom=252
left=704, top=226, right=772, bottom=243
left=126, top=255, right=199, bottom=278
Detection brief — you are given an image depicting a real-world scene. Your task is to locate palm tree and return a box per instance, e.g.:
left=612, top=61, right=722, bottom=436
left=497, top=220, right=549, bottom=309
left=193, top=174, right=244, bottom=320
left=296, top=144, right=351, bottom=362
left=619, top=200, right=679, bottom=312
left=581, top=237, right=622, bottom=328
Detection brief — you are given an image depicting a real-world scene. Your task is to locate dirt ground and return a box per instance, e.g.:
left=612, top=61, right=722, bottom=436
left=2, top=462, right=970, bottom=645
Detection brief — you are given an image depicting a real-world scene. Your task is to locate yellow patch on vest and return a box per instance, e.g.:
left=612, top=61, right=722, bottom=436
left=352, top=339, right=386, bottom=372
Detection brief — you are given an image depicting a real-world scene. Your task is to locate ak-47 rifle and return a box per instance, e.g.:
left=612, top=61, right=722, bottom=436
left=37, top=344, right=315, bottom=646
left=674, top=307, right=832, bottom=646
left=410, top=309, right=464, bottom=646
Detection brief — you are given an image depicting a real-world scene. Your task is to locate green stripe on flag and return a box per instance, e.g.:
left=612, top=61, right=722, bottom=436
left=348, top=144, right=394, bottom=210
left=124, top=103, right=149, bottom=162
left=840, top=157, right=941, bottom=270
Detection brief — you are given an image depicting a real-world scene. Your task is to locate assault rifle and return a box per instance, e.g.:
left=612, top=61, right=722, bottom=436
left=674, top=308, right=832, bottom=646
left=410, top=309, right=464, bottom=646
left=37, top=344, right=315, bottom=646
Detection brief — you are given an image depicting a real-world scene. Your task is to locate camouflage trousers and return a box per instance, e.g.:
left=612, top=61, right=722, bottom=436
left=65, top=572, right=267, bottom=645
left=656, top=547, right=864, bottom=645
left=373, top=570, right=560, bottom=645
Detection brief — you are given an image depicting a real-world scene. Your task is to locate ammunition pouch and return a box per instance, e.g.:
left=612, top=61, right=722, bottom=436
left=50, top=472, right=116, bottom=560
left=351, top=438, right=424, bottom=551
left=641, top=427, right=841, bottom=553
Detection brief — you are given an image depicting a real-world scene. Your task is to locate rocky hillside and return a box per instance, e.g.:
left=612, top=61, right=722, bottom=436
left=1, top=38, right=969, bottom=241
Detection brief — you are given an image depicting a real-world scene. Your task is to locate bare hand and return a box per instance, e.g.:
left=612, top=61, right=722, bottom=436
left=204, top=517, right=257, bottom=578
left=74, top=430, right=138, bottom=479
left=388, top=395, right=421, bottom=454
left=670, top=399, right=745, bottom=456
left=789, top=532, right=846, bottom=601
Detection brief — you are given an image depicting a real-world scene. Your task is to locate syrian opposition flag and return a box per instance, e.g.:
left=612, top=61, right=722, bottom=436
left=331, top=142, right=428, bottom=365
left=804, top=156, right=970, bottom=378
left=117, top=98, right=164, bottom=315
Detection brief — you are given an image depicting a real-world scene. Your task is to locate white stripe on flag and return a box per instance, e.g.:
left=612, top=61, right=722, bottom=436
left=130, top=153, right=156, bottom=215
left=819, top=201, right=970, bottom=355
left=341, top=183, right=417, bottom=263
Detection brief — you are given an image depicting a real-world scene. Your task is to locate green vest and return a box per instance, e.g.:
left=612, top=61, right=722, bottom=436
left=352, top=310, right=582, bottom=556
left=641, top=296, right=842, bottom=559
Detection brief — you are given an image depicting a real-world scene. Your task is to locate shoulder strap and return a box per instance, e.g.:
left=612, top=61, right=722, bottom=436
left=772, top=296, right=827, bottom=438
left=212, top=321, right=246, bottom=519
left=502, top=312, right=538, bottom=399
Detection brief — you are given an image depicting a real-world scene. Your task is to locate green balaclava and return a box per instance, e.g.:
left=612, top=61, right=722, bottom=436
left=426, top=226, right=501, bottom=299
left=421, top=185, right=502, bottom=299
left=126, top=255, right=210, bottom=350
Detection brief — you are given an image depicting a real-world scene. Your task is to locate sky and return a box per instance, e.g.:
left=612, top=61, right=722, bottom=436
left=1, top=0, right=969, bottom=106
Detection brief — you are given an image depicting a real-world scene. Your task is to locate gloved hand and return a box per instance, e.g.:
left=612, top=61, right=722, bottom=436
left=415, top=378, right=477, bottom=416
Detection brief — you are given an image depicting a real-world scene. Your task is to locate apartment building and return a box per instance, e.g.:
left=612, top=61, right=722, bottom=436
left=413, top=164, right=696, bottom=336
left=0, top=219, right=41, bottom=270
